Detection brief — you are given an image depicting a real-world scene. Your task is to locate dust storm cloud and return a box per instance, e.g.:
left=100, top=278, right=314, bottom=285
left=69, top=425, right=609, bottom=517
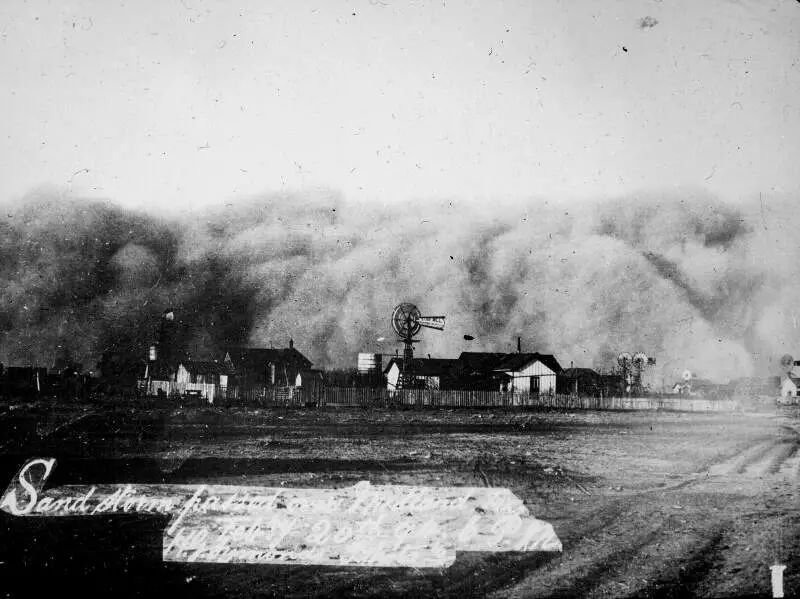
left=0, top=188, right=795, bottom=385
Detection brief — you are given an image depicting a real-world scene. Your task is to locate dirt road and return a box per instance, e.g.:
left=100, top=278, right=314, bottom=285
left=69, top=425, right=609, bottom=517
left=1, top=405, right=798, bottom=597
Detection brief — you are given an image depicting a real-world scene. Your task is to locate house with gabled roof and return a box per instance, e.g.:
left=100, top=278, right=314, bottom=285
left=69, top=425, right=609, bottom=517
left=223, top=340, right=312, bottom=387
left=491, top=353, right=563, bottom=394
left=456, top=352, right=563, bottom=393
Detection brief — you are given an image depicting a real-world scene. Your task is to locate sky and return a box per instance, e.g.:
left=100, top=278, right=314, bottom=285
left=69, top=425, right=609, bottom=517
left=1, top=0, right=798, bottom=213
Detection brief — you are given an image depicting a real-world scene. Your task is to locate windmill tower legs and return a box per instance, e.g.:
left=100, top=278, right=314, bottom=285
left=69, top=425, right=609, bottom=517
left=397, top=338, right=416, bottom=390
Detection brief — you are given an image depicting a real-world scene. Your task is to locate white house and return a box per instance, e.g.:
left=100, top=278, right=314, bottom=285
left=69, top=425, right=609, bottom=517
left=781, top=376, right=800, bottom=397
left=491, top=353, right=562, bottom=394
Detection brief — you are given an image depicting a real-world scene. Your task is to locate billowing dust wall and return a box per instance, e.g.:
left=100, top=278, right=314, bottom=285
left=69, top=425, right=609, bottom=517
left=0, top=188, right=796, bottom=385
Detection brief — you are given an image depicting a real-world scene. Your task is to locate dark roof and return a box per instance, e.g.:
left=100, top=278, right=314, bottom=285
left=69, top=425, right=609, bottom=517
left=562, top=367, right=601, bottom=378
left=224, top=347, right=312, bottom=370
left=457, top=352, right=508, bottom=372
left=494, top=353, right=563, bottom=374
left=179, top=360, right=233, bottom=375
left=296, top=369, right=323, bottom=380
left=456, top=352, right=562, bottom=374
left=384, top=358, right=461, bottom=377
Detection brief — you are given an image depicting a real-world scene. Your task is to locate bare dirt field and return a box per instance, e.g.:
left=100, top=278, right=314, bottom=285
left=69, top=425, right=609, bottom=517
left=1, top=403, right=799, bottom=598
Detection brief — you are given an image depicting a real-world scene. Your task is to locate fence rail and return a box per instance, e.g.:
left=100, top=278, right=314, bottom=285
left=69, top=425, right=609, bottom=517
left=141, top=386, right=767, bottom=413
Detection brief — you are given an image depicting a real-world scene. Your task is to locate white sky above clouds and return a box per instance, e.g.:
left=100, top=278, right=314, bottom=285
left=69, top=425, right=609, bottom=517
left=0, top=0, right=798, bottom=213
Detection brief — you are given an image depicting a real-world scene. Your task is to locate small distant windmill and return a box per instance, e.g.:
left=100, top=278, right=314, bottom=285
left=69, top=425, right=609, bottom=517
left=779, top=354, right=800, bottom=378
left=391, top=302, right=445, bottom=389
left=632, top=352, right=649, bottom=393
left=618, top=351, right=654, bottom=394
left=617, top=353, right=632, bottom=393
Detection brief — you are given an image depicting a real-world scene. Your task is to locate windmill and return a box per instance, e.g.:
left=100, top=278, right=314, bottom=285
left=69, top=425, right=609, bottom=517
left=391, top=302, right=445, bottom=389
left=617, top=353, right=632, bottom=393
left=779, top=354, right=800, bottom=377
left=632, top=352, right=649, bottom=393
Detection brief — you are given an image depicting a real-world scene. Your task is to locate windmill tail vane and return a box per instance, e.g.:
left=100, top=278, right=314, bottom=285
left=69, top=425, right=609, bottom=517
left=417, top=316, right=446, bottom=331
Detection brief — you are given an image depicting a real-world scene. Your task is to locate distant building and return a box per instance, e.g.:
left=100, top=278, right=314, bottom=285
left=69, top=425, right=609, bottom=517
left=672, top=378, right=719, bottom=397
left=223, top=340, right=312, bottom=388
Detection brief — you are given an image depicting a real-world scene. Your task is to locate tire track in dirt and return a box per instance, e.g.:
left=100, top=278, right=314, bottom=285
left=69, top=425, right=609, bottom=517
left=499, top=521, right=668, bottom=598
left=479, top=499, right=658, bottom=599
left=706, top=428, right=800, bottom=479
left=623, top=526, right=728, bottom=599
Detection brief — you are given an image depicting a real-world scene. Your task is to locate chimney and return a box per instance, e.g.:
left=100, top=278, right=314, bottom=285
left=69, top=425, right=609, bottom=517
left=517, top=337, right=521, bottom=353
left=289, top=338, right=294, bottom=349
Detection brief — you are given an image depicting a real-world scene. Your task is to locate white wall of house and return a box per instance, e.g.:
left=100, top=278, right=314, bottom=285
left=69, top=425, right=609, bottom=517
left=506, top=360, right=557, bottom=393
left=386, top=363, right=401, bottom=390
left=385, top=363, right=439, bottom=390
left=781, top=377, right=798, bottom=397
left=176, top=364, right=191, bottom=384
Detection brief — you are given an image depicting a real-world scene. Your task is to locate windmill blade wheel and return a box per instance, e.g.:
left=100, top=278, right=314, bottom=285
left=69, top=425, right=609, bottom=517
left=392, top=303, right=422, bottom=337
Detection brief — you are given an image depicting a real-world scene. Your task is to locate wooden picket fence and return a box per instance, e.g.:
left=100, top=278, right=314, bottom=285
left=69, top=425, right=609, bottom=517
left=208, top=387, right=755, bottom=413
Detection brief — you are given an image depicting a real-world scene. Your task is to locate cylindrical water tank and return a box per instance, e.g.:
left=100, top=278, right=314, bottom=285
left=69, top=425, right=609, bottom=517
left=357, top=353, right=382, bottom=374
